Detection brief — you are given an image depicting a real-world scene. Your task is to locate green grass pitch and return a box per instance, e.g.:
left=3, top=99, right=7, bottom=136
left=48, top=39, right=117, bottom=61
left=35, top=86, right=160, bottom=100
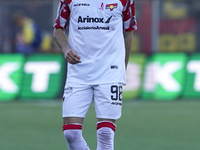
left=0, top=100, right=200, bottom=150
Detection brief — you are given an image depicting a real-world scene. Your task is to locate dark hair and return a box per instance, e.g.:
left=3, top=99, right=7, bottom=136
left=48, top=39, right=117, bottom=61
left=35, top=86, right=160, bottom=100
left=12, top=11, right=25, bottom=24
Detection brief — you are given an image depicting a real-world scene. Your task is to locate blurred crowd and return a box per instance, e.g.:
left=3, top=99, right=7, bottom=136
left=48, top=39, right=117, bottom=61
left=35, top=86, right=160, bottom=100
left=0, top=1, right=60, bottom=54
left=11, top=11, right=60, bottom=54
left=0, top=0, right=200, bottom=54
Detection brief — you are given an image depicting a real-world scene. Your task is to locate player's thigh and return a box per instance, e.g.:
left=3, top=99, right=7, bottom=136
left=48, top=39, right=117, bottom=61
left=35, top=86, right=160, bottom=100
left=94, top=83, right=123, bottom=121
left=62, top=82, right=93, bottom=122
left=63, top=117, right=84, bottom=125
left=97, top=118, right=116, bottom=124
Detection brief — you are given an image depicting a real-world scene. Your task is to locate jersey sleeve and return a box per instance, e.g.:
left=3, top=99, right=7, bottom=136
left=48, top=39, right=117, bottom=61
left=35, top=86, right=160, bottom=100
left=122, top=0, right=137, bottom=31
left=53, top=0, right=70, bottom=30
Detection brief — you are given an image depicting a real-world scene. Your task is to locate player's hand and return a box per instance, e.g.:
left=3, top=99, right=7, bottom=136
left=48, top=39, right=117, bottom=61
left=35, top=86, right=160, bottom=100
left=65, top=49, right=81, bottom=64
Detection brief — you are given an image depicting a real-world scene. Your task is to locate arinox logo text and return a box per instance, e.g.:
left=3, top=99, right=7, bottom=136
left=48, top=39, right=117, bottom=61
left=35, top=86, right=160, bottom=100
left=78, top=16, right=104, bottom=23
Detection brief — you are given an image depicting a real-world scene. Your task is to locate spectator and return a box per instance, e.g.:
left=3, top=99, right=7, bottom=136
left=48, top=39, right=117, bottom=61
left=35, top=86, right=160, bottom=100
left=12, top=11, right=42, bottom=54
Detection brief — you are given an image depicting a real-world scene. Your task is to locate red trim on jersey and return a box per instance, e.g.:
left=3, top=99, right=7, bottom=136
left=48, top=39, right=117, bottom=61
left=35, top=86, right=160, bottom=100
left=97, top=122, right=116, bottom=132
left=63, top=124, right=82, bottom=131
left=119, top=0, right=127, bottom=7
left=123, top=0, right=137, bottom=31
left=123, top=0, right=131, bottom=22
left=53, top=0, right=70, bottom=30
left=65, top=0, right=72, bottom=5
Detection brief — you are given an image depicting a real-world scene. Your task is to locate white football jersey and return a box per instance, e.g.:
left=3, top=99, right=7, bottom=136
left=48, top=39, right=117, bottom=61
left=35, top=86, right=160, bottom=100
left=54, top=0, right=137, bottom=85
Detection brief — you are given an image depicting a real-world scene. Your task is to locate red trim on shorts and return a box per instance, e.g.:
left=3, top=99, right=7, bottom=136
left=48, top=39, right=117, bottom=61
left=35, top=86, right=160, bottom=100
left=97, top=122, right=116, bottom=132
left=63, top=124, right=82, bottom=131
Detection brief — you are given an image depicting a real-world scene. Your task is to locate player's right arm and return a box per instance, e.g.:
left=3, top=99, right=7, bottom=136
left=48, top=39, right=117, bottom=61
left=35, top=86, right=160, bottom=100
left=53, top=28, right=81, bottom=64
left=53, top=0, right=81, bottom=64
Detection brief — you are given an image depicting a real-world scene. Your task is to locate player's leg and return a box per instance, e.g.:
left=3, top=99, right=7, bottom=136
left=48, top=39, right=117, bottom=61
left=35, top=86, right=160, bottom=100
left=63, top=117, right=89, bottom=150
left=62, top=83, right=93, bottom=150
left=96, top=119, right=116, bottom=150
left=94, top=83, right=123, bottom=150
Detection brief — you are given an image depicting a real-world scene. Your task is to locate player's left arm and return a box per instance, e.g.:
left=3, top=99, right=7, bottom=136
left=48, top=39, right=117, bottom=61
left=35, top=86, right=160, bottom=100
left=122, top=0, right=137, bottom=69
left=124, top=31, right=133, bottom=69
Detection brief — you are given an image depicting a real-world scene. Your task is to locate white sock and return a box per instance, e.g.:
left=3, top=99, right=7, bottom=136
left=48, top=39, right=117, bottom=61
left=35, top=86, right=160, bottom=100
left=96, top=121, right=116, bottom=150
left=63, top=124, right=90, bottom=150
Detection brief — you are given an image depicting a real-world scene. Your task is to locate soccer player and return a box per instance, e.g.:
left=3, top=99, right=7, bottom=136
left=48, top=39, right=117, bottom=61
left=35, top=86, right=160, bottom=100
left=53, top=0, right=137, bottom=149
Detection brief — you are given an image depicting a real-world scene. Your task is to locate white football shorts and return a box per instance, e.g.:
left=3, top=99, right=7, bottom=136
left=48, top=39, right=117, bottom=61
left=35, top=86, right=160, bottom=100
left=62, top=82, right=123, bottom=120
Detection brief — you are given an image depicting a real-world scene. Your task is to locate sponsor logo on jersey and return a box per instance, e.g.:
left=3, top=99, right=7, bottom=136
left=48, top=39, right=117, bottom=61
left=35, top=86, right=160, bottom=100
left=105, top=16, right=112, bottom=23
left=110, top=65, right=118, bottom=69
left=98, top=3, right=104, bottom=11
left=78, top=16, right=112, bottom=24
left=74, top=3, right=90, bottom=7
left=111, top=102, right=122, bottom=106
left=64, top=87, right=73, bottom=93
left=106, top=3, right=117, bottom=11
left=77, top=16, right=112, bottom=30
left=78, top=26, right=110, bottom=30
left=78, top=16, right=104, bottom=23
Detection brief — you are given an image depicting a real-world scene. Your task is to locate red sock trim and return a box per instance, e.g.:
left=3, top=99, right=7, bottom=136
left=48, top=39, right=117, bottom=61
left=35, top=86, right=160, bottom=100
left=63, top=124, right=82, bottom=131
left=97, top=122, right=116, bottom=132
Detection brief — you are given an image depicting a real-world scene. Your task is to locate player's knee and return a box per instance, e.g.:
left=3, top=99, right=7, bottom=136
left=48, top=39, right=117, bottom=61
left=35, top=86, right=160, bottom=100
left=64, top=130, right=79, bottom=143
left=63, top=124, right=82, bottom=143
left=96, top=122, right=116, bottom=150
left=96, top=122, right=116, bottom=140
left=97, top=127, right=113, bottom=142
